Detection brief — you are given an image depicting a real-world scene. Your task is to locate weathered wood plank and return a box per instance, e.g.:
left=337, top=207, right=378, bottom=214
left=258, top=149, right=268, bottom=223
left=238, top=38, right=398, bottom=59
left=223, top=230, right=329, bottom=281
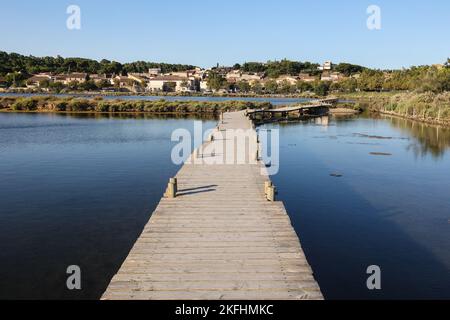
left=101, top=111, right=322, bottom=300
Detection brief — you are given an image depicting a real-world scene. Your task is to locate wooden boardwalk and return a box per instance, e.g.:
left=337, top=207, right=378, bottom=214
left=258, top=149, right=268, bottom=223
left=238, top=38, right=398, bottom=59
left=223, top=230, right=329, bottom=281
left=102, top=111, right=322, bottom=300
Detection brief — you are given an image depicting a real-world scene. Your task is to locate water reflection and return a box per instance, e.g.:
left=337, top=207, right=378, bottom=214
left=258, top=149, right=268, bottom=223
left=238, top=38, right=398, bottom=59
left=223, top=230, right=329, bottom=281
left=264, top=113, right=450, bottom=299
left=380, top=115, right=450, bottom=159
left=273, top=112, right=450, bottom=159
left=0, top=113, right=217, bottom=299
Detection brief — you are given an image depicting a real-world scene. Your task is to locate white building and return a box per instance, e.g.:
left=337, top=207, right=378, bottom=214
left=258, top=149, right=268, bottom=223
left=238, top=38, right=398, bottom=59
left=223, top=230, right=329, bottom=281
left=318, top=61, right=332, bottom=71
left=26, top=74, right=52, bottom=88
left=200, top=80, right=210, bottom=92
left=147, top=76, right=197, bottom=92
left=226, top=71, right=264, bottom=83
left=148, top=68, right=161, bottom=77
left=321, top=72, right=343, bottom=82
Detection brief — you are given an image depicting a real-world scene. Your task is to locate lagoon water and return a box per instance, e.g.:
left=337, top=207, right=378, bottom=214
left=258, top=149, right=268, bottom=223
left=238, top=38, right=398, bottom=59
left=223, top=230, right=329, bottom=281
left=0, top=111, right=449, bottom=299
left=264, top=114, right=450, bottom=299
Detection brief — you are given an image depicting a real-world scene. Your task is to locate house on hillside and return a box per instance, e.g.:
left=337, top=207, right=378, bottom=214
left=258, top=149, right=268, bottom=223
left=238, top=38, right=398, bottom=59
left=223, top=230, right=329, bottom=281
left=26, top=74, right=52, bottom=88
left=226, top=71, right=264, bottom=83
left=168, top=70, right=199, bottom=79
left=111, top=75, right=145, bottom=92
left=318, top=61, right=332, bottom=71
left=147, top=75, right=197, bottom=93
left=54, top=73, right=87, bottom=85
left=128, top=73, right=149, bottom=86
left=321, top=71, right=344, bottom=82
left=148, top=68, right=162, bottom=77
left=111, top=76, right=132, bottom=87
left=89, top=74, right=110, bottom=84
left=65, top=73, right=88, bottom=84
left=199, top=80, right=210, bottom=92
left=213, top=66, right=234, bottom=77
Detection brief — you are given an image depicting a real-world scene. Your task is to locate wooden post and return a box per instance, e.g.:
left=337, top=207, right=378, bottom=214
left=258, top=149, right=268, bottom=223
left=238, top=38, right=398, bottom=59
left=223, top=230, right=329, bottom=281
left=264, top=181, right=272, bottom=196
left=267, top=185, right=276, bottom=202
left=166, top=178, right=177, bottom=198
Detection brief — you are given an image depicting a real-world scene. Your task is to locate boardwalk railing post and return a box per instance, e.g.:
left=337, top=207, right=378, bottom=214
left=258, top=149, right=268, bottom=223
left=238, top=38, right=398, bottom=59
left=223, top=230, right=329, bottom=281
left=267, top=185, right=276, bottom=202
left=165, top=178, right=177, bottom=198
left=264, top=181, right=273, bottom=196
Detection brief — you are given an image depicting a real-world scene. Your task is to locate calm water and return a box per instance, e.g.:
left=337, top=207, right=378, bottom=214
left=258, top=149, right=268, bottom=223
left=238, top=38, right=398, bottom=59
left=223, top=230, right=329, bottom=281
left=265, top=114, right=450, bottom=299
left=0, top=93, right=309, bottom=106
left=0, top=112, right=449, bottom=299
left=0, top=113, right=216, bottom=299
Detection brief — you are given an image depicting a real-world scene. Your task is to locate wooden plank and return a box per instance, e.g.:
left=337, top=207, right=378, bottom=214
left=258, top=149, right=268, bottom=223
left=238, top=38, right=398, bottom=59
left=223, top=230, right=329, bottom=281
left=101, top=111, right=322, bottom=300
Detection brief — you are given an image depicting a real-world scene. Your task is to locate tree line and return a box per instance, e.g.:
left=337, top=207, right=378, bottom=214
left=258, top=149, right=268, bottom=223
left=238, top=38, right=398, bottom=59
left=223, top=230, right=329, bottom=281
left=0, top=51, right=196, bottom=77
left=207, top=61, right=450, bottom=96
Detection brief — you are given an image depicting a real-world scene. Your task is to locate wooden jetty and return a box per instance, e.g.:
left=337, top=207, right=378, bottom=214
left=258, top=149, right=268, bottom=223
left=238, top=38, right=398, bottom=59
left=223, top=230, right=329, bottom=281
left=102, top=111, right=323, bottom=300
left=246, top=97, right=338, bottom=123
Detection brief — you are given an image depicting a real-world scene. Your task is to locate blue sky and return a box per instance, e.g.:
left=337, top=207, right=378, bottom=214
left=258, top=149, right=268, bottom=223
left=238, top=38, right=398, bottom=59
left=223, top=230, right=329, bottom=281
left=0, top=0, right=449, bottom=69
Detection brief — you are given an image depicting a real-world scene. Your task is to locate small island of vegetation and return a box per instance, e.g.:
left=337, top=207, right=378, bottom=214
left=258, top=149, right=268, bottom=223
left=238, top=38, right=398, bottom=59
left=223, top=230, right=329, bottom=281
left=0, top=96, right=272, bottom=114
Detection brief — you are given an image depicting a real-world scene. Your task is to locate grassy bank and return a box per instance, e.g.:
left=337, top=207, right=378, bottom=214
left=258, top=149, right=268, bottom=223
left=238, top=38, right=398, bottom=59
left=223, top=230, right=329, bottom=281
left=1, top=88, right=319, bottom=99
left=0, top=96, right=272, bottom=114
left=337, top=91, right=450, bottom=126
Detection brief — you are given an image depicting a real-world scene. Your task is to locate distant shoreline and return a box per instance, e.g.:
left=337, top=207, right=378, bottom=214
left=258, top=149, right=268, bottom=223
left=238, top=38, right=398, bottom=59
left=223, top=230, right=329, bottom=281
left=0, top=90, right=319, bottom=100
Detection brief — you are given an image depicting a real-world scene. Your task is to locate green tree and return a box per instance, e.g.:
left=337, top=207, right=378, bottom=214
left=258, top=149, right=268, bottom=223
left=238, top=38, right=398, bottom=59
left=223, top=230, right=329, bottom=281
left=358, top=70, right=384, bottom=91
left=251, top=81, right=263, bottom=94
left=279, top=80, right=295, bottom=94
left=265, top=80, right=278, bottom=94
left=314, top=81, right=331, bottom=96
left=79, top=80, right=98, bottom=91
left=236, top=80, right=251, bottom=93
left=206, top=71, right=226, bottom=91
left=296, top=81, right=313, bottom=93
left=39, top=79, right=50, bottom=88
left=5, top=72, right=27, bottom=87
left=49, top=82, right=65, bottom=93
left=334, top=63, right=365, bottom=76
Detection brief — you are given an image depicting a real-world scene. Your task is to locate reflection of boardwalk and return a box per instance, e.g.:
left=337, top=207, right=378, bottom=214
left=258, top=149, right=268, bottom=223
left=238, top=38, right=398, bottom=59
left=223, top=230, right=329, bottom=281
left=102, top=111, right=322, bottom=300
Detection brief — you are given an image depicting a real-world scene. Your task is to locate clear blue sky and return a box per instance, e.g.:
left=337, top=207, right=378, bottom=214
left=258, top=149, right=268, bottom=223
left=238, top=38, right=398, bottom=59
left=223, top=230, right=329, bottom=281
left=0, top=0, right=449, bottom=69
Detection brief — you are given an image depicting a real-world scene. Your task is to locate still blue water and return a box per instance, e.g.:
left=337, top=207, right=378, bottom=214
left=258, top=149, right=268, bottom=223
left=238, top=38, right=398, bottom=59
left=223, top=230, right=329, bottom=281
left=264, top=114, right=450, bottom=299
left=0, top=113, right=216, bottom=299
left=0, top=112, right=449, bottom=299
